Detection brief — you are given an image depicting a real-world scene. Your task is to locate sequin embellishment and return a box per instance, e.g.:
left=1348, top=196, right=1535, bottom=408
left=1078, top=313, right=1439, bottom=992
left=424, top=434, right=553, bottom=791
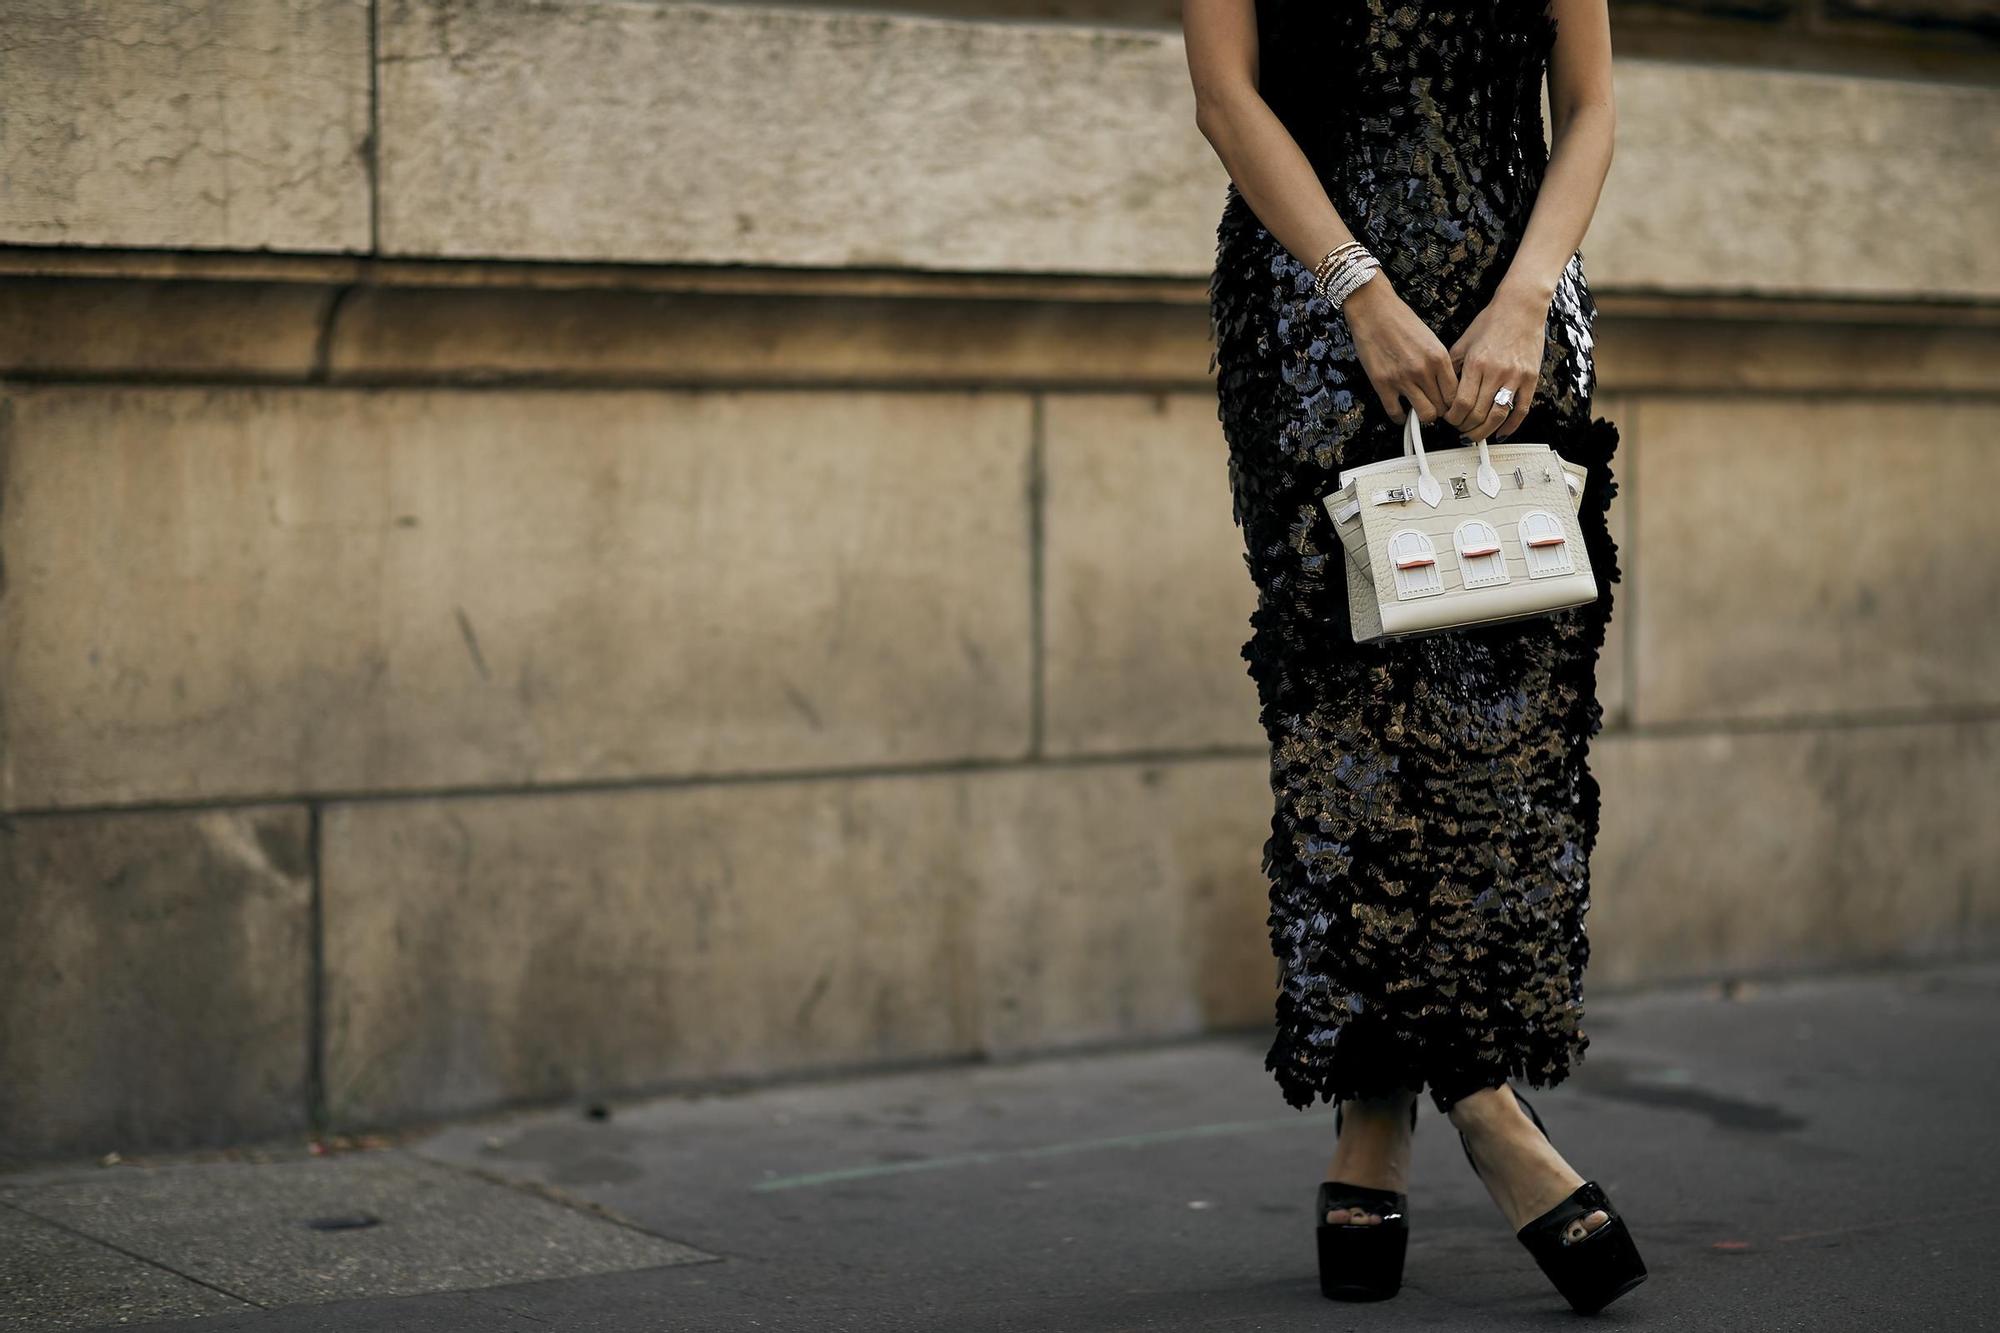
left=1208, top=0, right=1624, bottom=1113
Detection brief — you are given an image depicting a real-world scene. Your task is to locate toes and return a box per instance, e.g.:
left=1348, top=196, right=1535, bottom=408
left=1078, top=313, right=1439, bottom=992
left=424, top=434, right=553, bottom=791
left=1326, top=1208, right=1383, bottom=1226
left=1564, top=1209, right=1610, bottom=1243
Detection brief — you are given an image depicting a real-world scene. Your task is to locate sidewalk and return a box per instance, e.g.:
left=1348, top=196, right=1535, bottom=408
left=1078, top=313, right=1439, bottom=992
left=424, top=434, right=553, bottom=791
left=5, top=960, right=1997, bottom=1331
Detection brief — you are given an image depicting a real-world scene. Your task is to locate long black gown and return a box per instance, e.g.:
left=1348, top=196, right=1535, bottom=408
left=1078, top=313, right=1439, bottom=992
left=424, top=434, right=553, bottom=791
left=1207, top=0, right=1623, bottom=1114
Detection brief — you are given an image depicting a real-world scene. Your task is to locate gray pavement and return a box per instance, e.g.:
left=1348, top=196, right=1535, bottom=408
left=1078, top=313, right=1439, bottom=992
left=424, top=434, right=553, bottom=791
left=5, top=960, right=1998, bottom=1331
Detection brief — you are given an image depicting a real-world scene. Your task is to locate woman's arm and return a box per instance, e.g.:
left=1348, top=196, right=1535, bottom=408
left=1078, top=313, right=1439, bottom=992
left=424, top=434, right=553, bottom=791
left=1444, top=0, right=1617, bottom=440
left=1503, top=0, right=1617, bottom=308
left=1184, top=0, right=1459, bottom=424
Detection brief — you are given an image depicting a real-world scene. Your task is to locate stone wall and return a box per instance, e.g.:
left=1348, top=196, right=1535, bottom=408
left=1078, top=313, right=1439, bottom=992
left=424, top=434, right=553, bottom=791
left=3, top=0, right=1996, bottom=1160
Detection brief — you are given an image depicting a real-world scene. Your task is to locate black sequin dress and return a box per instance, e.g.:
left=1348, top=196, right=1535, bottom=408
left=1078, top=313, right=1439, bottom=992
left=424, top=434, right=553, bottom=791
left=1208, top=0, right=1623, bottom=1114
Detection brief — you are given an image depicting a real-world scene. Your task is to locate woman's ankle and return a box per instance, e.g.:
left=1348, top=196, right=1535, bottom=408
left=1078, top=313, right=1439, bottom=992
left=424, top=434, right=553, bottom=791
left=1444, top=1083, right=1518, bottom=1134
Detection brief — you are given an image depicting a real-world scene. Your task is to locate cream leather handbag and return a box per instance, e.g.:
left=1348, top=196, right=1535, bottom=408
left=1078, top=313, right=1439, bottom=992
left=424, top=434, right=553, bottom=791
left=1320, top=409, right=1598, bottom=642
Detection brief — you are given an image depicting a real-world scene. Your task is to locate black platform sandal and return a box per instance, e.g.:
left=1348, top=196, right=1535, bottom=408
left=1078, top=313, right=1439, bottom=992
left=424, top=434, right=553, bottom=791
left=1316, top=1098, right=1418, bottom=1302
left=1456, top=1091, right=1648, bottom=1315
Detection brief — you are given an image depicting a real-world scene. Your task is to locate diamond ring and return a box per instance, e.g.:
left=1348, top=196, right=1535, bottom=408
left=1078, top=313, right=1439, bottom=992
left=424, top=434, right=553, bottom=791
left=1492, top=386, right=1517, bottom=408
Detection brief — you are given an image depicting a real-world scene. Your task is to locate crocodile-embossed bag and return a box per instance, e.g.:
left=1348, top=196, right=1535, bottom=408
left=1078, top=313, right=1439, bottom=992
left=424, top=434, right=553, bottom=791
left=1321, top=408, right=1598, bottom=643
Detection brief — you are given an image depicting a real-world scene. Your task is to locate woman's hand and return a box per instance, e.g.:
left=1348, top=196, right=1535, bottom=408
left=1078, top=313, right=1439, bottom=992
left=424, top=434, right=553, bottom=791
left=1443, top=283, right=1550, bottom=441
left=1343, top=277, right=1459, bottom=424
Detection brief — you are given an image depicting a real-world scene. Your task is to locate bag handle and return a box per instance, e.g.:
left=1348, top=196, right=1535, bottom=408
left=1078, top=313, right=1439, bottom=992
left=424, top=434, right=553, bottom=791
left=1402, top=408, right=1504, bottom=501
left=1400, top=409, right=1443, bottom=507
left=1473, top=432, right=1502, bottom=497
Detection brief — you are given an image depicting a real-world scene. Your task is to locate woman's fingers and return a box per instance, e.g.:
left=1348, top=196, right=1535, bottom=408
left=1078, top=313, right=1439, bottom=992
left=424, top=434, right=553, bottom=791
left=1492, top=384, right=1536, bottom=441
left=1455, top=359, right=1539, bottom=440
left=1447, top=359, right=1491, bottom=433
left=1369, top=372, right=1407, bottom=422
left=1399, top=384, right=1440, bottom=423
left=1350, top=292, right=1457, bottom=424
left=1430, top=358, right=1460, bottom=424
left=1486, top=375, right=1538, bottom=440
left=1394, top=352, right=1454, bottom=424
left=1385, top=363, right=1534, bottom=437
left=1370, top=372, right=1434, bottom=423
left=1470, top=378, right=1518, bottom=441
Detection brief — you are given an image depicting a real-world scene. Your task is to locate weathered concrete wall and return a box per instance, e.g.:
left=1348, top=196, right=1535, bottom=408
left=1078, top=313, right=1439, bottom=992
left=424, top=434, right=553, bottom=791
left=1592, top=721, right=2000, bottom=988
left=4, top=2, right=1997, bottom=299
left=1628, top=397, right=2000, bottom=723
left=368, top=3, right=2000, bottom=299
left=0, top=0, right=372, bottom=252
left=372, top=1, right=1219, bottom=276
left=1598, top=65, right=2000, bottom=300
left=0, top=387, right=1033, bottom=808
left=0, top=806, right=313, bottom=1160
left=320, top=759, right=1274, bottom=1126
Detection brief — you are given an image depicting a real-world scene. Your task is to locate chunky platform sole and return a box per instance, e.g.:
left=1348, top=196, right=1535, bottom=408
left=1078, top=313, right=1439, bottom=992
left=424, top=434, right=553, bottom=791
left=1315, top=1185, right=1408, bottom=1301
left=1516, top=1176, right=1649, bottom=1314
left=1459, top=1092, right=1649, bottom=1315
left=1316, top=1098, right=1419, bottom=1302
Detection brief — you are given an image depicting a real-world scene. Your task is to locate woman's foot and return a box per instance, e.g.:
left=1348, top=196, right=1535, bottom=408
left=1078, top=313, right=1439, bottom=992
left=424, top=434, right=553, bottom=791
left=1449, top=1085, right=1608, bottom=1243
left=1325, top=1089, right=1420, bottom=1226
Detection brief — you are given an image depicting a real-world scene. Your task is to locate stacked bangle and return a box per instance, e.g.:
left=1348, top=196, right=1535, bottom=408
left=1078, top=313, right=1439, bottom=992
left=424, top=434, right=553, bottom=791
left=1311, top=241, right=1381, bottom=309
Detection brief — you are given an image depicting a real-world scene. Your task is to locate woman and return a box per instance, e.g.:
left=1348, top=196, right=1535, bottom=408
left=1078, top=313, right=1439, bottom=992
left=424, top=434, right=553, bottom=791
left=1184, top=0, right=1645, bottom=1314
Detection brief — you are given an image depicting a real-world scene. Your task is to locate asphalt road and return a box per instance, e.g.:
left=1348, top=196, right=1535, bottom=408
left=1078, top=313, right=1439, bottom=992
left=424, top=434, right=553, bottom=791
left=7, top=960, right=1997, bottom=1331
